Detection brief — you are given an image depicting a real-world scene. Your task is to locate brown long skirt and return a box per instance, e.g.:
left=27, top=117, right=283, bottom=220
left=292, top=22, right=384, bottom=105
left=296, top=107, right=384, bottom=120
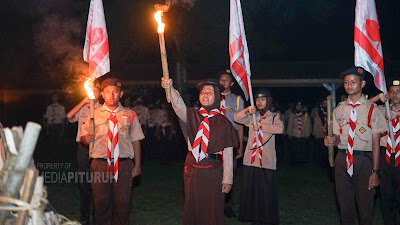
left=183, top=154, right=225, bottom=225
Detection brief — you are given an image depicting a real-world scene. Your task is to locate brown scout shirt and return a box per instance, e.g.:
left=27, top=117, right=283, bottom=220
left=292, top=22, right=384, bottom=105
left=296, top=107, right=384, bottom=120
left=80, top=103, right=145, bottom=159
left=235, top=110, right=284, bottom=170
left=311, top=107, right=327, bottom=139
left=287, top=111, right=312, bottom=138
left=170, top=88, right=234, bottom=184
left=333, top=95, right=387, bottom=151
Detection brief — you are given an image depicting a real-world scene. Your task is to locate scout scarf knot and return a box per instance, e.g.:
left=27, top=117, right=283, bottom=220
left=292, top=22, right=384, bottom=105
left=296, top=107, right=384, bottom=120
left=251, top=115, right=267, bottom=167
left=107, top=109, right=120, bottom=181
left=220, top=93, right=228, bottom=116
left=192, top=107, right=220, bottom=162
left=386, top=106, right=400, bottom=166
left=347, top=101, right=361, bottom=176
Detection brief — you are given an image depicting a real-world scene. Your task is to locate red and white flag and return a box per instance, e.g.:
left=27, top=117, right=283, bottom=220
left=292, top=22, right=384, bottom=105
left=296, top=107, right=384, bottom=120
left=354, top=0, right=385, bottom=92
left=83, top=0, right=110, bottom=80
left=229, top=0, right=251, bottom=100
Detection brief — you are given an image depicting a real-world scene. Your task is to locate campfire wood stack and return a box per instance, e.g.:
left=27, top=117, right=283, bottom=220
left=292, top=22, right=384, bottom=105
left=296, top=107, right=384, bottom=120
left=0, top=122, right=77, bottom=225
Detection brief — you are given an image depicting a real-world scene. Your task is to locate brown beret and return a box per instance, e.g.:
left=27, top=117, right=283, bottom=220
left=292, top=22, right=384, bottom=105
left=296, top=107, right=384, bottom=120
left=101, top=78, right=122, bottom=90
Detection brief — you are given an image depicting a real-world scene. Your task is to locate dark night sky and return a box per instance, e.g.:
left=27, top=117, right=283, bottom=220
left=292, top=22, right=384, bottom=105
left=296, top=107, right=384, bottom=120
left=0, top=0, right=399, bottom=89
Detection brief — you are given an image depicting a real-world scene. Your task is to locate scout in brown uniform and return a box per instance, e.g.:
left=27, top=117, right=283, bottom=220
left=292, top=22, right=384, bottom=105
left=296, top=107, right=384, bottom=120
left=287, top=101, right=311, bottom=165
left=80, top=77, right=144, bottom=225
left=325, top=66, right=386, bottom=225
left=311, top=99, right=329, bottom=167
left=235, top=88, right=283, bottom=225
left=161, top=77, right=237, bottom=225
left=44, top=93, right=66, bottom=160
left=369, top=80, right=400, bottom=225
left=66, top=80, right=102, bottom=225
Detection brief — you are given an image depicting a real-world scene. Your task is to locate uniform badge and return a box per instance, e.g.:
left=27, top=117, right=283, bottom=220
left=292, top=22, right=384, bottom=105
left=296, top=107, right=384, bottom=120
left=82, top=113, right=86, bottom=117
left=229, top=108, right=234, bottom=112
left=359, top=127, right=366, bottom=134
left=120, top=126, right=126, bottom=132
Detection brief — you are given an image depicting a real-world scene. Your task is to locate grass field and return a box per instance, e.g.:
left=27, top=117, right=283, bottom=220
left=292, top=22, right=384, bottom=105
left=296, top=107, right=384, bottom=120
left=40, top=157, right=385, bottom=225
left=30, top=128, right=385, bottom=225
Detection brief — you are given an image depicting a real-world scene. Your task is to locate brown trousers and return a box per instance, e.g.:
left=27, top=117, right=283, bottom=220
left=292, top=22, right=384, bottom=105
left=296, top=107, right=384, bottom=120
left=90, top=159, right=134, bottom=225
left=335, top=150, right=375, bottom=225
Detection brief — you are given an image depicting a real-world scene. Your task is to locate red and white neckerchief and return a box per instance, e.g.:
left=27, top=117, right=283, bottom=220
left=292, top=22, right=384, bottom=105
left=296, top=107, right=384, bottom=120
left=251, top=115, right=267, bottom=167
left=347, top=101, right=361, bottom=176
left=220, top=93, right=228, bottom=116
left=192, top=107, right=220, bottom=162
left=386, top=106, right=400, bottom=166
left=295, top=111, right=303, bottom=131
left=107, top=109, right=120, bottom=181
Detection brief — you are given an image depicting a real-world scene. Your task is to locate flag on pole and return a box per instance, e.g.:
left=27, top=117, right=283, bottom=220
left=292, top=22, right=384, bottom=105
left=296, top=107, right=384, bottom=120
left=83, top=0, right=110, bottom=80
left=229, top=0, right=251, bottom=100
left=354, top=0, right=385, bottom=92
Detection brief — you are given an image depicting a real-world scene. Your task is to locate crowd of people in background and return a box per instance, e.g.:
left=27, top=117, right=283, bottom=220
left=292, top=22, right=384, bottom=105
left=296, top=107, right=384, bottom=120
left=39, top=87, right=337, bottom=169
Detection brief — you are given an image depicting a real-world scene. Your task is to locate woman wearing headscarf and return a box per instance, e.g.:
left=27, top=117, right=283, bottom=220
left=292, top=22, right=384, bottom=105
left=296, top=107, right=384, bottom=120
left=234, top=88, right=284, bottom=225
left=161, top=77, right=238, bottom=225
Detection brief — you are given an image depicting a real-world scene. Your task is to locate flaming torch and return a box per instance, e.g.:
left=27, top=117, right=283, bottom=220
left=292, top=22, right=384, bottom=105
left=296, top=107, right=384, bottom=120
left=84, top=79, right=95, bottom=153
left=154, top=10, right=171, bottom=103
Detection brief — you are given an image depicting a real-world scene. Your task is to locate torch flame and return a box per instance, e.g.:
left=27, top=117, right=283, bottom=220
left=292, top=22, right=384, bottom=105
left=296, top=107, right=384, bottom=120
left=84, top=79, right=95, bottom=100
left=154, top=11, right=165, bottom=34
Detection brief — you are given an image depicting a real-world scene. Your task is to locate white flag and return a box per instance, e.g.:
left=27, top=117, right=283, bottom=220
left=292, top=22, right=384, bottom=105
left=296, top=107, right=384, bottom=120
left=83, top=0, right=110, bottom=79
left=354, top=0, right=385, bottom=92
left=229, top=0, right=251, bottom=100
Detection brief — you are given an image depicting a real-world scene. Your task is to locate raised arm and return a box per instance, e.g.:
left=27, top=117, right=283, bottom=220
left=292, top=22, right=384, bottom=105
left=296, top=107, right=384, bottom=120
left=234, top=106, right=256, bottom=126
left=161, top=77, right=187, bottom=122
left=67, top=97, right=89, bottom=121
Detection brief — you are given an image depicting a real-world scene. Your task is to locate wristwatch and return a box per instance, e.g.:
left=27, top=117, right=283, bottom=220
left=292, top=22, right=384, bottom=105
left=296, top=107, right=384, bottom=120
left=372, top=169, right=381, bottom=176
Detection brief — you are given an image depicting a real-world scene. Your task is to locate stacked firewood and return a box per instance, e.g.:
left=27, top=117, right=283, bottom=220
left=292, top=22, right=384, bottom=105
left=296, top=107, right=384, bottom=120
left=0, top=122, right=80, bottom=225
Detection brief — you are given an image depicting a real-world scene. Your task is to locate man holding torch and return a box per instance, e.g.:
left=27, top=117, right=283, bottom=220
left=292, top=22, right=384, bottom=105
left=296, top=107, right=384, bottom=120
left=80, top=77, right=144, bottom=225
left=324, top=66, right=386, bottom=225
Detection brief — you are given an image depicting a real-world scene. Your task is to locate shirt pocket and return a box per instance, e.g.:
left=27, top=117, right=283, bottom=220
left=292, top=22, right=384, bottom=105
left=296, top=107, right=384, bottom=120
left=117, top=115, right=131, bottom=139
left=355, top=119, right=371, bottom=142
left=94, top=115, right=108, bottom=136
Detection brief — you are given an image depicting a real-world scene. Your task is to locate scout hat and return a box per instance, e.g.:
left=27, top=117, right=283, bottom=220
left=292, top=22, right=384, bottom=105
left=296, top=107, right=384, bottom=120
left=101, top=77, right=122, bottom=90
left=339, top=66, right=365, bottom=79
left=254, top=88, right=271, bottom=98
left=197, top=78, right=224, bottom=92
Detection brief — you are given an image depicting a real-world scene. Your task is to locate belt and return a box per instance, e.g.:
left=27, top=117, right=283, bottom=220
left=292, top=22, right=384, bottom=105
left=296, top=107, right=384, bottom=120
left=205, top=153, right=223, bottom=161
left=92, top=158, right=131, bottom=163
left=339, top=149, right=372, bottom=159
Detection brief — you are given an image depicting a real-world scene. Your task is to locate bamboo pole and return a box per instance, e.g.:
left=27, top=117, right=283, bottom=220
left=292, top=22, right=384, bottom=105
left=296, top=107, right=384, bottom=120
left=158, top=30, right=171, bottom=103
left=327, top=96, right=334, bottom=167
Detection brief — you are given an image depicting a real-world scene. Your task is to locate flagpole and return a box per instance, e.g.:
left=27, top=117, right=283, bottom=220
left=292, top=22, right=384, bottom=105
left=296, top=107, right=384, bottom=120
left=247, top=75, right=259, bottom=135
left=382, top=79, right=395, bottom=146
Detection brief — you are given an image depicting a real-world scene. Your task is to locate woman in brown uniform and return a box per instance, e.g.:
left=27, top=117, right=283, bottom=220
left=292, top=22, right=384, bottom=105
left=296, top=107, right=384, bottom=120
left=161, top=77, right=238, bottom=225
